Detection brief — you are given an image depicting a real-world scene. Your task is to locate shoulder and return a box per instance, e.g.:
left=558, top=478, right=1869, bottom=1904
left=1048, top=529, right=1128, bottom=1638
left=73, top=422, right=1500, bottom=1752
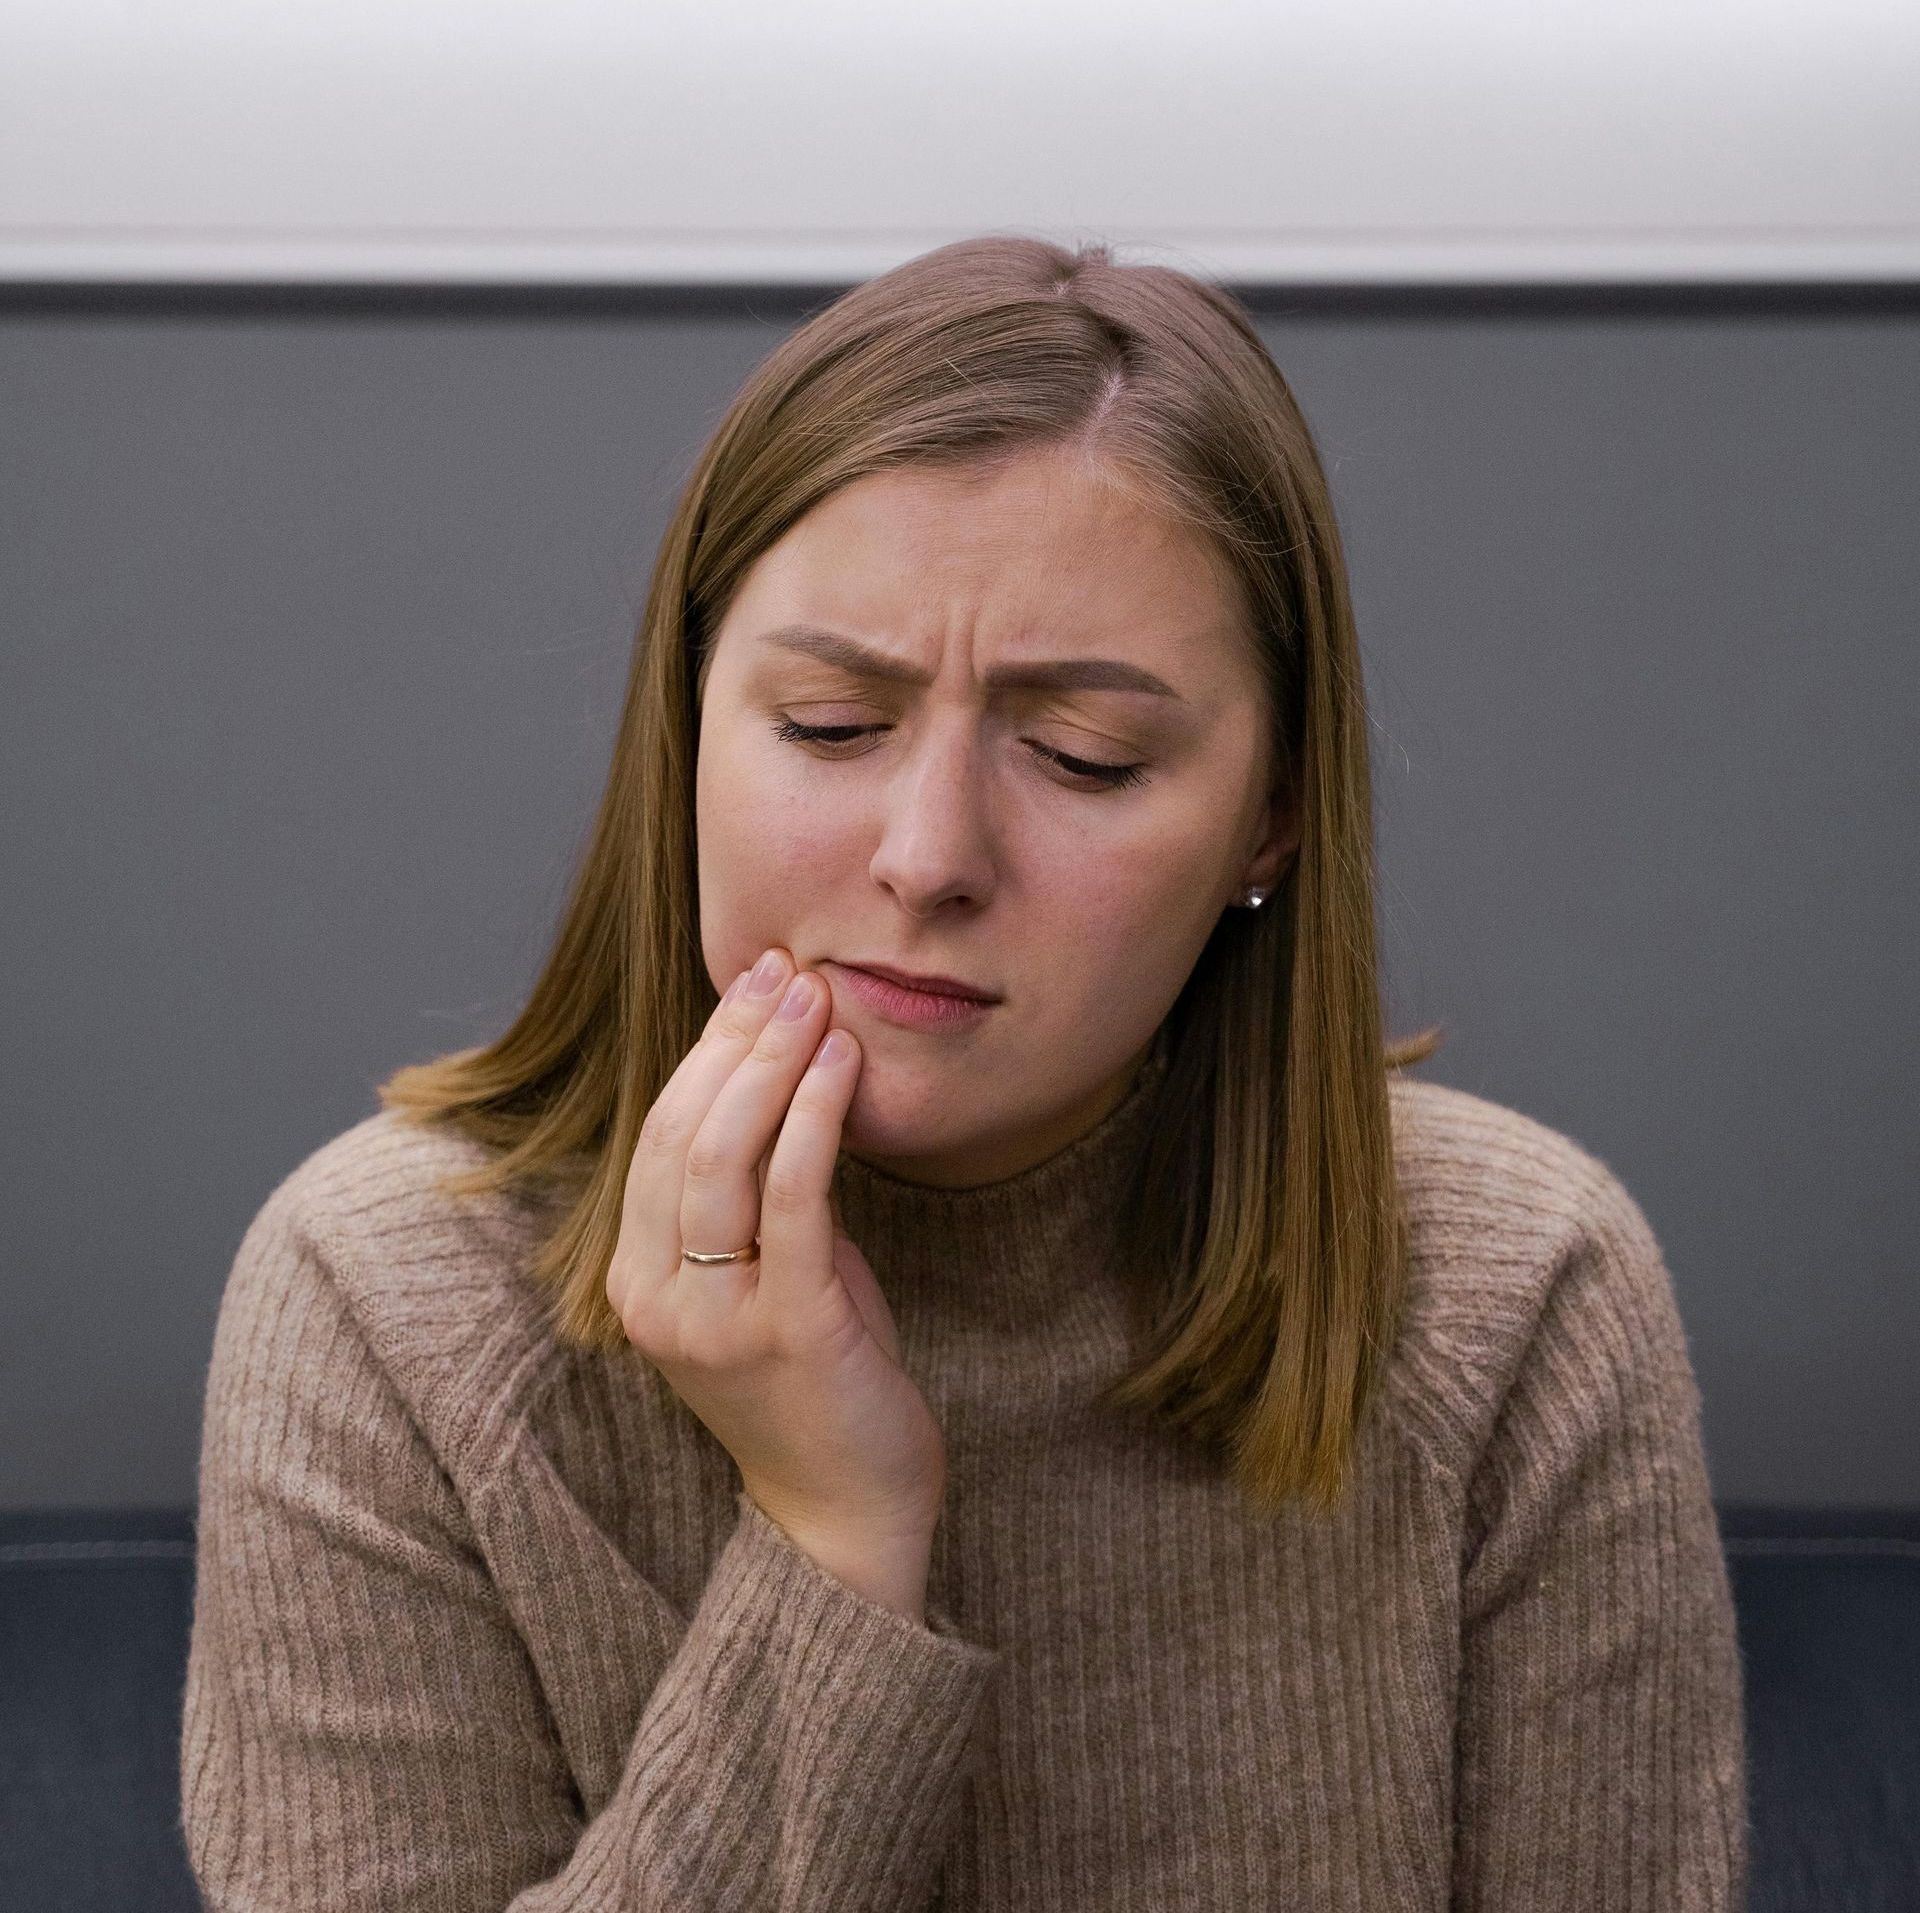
left=218, top=1108, right=572, bottom=1467
left=1385, top=1072, right=1617, bottom=1250
left=1380, top=1074, right=1687, bottom=1476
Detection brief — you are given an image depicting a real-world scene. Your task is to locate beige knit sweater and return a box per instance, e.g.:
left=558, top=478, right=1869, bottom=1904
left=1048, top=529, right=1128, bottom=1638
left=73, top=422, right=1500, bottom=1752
left=180, top=1046, right=1749, bottom=1909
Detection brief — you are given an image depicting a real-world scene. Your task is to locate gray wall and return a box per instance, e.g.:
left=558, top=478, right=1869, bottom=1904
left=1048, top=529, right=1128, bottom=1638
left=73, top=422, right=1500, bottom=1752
left=5, top=287, right=1915, bottom=1511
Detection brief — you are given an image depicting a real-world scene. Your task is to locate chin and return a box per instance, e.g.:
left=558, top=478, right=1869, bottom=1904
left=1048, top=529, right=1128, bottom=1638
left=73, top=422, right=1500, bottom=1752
left=837, top=1057, right=969, bottom=1161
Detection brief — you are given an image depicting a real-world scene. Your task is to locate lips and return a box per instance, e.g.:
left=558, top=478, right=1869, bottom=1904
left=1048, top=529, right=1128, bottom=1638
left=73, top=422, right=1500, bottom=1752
left=839, top=962, right=1000, bottom=1004
left=829, top=962, right=998, bottom=1031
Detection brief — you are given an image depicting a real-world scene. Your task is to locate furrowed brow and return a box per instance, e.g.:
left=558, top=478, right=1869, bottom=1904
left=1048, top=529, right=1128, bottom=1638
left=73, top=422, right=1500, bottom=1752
left=756, top=623, right=1183, bottom=700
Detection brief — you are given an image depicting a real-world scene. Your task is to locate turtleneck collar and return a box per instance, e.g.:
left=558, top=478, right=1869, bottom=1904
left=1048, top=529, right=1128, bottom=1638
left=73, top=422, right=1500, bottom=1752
left=828, top=1024, right=1173, bottom=1331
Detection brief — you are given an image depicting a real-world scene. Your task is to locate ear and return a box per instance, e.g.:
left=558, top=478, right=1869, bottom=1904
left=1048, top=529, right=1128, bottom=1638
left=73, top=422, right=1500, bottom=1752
left=1242, top=777, right=1302, bottom=894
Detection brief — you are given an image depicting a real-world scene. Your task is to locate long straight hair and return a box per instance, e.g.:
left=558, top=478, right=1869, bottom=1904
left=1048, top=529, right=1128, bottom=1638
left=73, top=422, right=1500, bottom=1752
left=378, top=234, right=1444, bottom=1517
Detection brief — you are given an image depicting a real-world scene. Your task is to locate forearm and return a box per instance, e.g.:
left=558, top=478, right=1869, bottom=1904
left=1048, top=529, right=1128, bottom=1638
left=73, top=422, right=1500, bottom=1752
left=511, top=1491, right=995, bottom=1910
left=186, top=1205, right=998, bottom=1911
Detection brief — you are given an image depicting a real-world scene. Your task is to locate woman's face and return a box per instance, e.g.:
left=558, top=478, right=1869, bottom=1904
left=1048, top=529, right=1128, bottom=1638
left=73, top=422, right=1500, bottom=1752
left=695, top=441, right=1298, bottom=1188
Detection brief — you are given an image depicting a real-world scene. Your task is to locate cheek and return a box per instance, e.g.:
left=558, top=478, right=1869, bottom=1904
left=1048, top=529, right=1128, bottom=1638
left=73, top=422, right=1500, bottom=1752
left=697, top=748, right=855, bottom=911
left=1039, top=826, right=1224, bottom=998
left=1020, top=850, right=1157, bottom=978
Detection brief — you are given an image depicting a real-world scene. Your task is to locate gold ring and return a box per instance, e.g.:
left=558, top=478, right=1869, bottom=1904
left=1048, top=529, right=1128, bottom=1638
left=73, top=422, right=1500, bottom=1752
left=681, top=1239, right=760, bottom=1265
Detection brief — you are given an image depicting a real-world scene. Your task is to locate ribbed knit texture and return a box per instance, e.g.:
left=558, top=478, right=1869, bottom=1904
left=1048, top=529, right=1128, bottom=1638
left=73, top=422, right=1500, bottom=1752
left=180, top=1046, right=1749, bottom=1909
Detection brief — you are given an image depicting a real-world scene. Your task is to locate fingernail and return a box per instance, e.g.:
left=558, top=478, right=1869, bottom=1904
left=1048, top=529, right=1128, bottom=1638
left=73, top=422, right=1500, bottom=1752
left=746, top=949, right=786, bottom=997
left=775, top=973, right=814, bottom=1020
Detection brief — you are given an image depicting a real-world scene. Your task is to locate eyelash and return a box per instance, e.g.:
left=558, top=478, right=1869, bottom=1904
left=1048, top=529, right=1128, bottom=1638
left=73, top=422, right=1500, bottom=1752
left=769, top=717, right=1149, bottom=790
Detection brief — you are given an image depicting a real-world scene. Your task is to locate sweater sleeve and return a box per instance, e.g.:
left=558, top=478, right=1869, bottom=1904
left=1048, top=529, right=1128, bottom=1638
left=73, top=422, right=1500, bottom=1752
left=1450, top=1168, right=1751, bottom=1910
left=180, top=1192, right=998, bottom=1911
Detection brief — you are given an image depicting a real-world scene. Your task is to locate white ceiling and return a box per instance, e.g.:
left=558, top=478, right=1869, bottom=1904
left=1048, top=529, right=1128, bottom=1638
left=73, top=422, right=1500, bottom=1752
left=3, top=0, right=1915, bottom=285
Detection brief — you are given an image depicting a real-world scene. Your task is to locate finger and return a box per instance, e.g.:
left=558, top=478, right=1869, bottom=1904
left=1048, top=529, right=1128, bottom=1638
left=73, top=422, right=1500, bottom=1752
left=620, top=948, right=797, bottom=1277
left=676, top=968, right=832, bottom=1286
left=755, top=1023, right=861, bottom=1316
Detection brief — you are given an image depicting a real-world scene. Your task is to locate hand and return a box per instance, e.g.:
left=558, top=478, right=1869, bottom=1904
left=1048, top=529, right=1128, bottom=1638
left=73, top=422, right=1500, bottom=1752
left=608, top=945, right=949, bottom=1560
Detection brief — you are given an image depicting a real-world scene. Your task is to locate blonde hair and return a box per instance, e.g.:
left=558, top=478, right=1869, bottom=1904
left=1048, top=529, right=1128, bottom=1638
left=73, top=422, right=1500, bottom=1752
left=378, top=234, right=1445, bottom=1516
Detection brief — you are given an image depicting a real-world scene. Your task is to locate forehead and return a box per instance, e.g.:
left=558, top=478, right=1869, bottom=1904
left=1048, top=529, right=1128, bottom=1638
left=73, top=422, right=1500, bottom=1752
left=722, top=449, right=1248, bottom=661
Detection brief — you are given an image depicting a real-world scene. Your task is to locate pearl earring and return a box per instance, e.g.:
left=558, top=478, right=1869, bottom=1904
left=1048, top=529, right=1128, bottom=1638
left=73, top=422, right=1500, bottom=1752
left=1241, top=886, right=1270, bottom=909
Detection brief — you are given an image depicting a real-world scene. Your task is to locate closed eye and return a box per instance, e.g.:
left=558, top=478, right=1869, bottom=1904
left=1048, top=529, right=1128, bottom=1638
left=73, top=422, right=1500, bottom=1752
left=769, top=717, right=1149, bottom=790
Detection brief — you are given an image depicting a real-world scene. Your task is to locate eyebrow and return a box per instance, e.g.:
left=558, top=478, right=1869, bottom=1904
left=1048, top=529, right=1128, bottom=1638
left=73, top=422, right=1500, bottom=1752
left=755, top=622, right=1184, bottom=700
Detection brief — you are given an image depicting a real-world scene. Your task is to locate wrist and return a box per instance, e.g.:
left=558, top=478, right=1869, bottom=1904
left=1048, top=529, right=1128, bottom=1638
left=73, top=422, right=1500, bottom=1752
left=754, top=1506, right=935, bottom=1625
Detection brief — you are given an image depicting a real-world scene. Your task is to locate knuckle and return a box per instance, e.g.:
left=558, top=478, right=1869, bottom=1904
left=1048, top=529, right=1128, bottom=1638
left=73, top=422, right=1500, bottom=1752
left=677, top=1315, right=752, bottom=1371
left=636, top=1104, right=686, bottom=1164
left=759, top=1159, right=816, bottom=1215
left=636, top=1303, right=701, bottom=1366
left=769, top=1291, right=850, bottom=1366
left=608, top=1276, right=654, bottom=1349
left=719, top=999, right=774, bottom=1044
left=605, top=1245, right=635, bottom=1303
left=682, top=1133, right=731, bottom=1185
left=743, top=1031, right=797, bottom=1074
left=760, top=1314, right=808, bottom=1364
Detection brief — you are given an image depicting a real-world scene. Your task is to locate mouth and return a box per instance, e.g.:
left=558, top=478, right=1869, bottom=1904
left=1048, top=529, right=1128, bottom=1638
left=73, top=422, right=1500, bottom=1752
left=833, top=961, right=1000, bottom=1004
left=824, top=961, right=1001, bottom=1031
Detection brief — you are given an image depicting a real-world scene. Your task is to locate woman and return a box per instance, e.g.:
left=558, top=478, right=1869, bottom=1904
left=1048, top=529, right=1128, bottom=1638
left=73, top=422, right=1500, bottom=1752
left=180, top=235, right=1749, bottom=1908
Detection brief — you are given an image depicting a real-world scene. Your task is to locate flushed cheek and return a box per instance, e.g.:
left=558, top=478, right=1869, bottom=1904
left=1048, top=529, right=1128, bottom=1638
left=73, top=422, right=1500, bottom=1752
left=702, top=768, right=823, bottom=880
left=697, top=830, right=792, bottom=982
left=745, top=767, right=862, bottom=864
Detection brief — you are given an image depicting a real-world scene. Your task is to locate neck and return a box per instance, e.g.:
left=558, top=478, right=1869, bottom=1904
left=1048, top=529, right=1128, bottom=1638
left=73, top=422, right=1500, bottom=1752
left=829, top=1027, right=1173, bottom=1329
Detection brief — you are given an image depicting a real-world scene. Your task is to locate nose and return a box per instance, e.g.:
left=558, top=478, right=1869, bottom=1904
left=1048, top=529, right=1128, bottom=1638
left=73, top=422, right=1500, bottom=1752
left=866, top=717, right=997, bottom=915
